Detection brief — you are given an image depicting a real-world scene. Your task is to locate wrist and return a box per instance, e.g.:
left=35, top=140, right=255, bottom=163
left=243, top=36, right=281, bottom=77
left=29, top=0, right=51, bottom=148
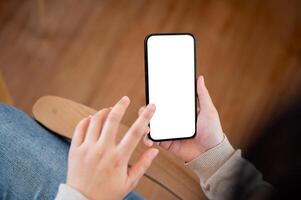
left=203, top=131, right=224, bottom=151
left=184, top=131, right=224, bottom=162
left=185, top=135, right=235, bottom=180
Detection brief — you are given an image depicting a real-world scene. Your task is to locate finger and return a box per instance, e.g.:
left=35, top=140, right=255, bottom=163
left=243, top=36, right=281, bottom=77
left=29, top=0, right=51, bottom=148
left=197, top=76, right=214, bottom=110
left=139, top=106, right=145, bottom=113
left=159, top=141, right=172, bottom=150
left=144, top=126, right=150, bottom=134
left=118, top=104, right=156, bottom=160
left=143, top=134, right=153, bottom=147
left=98, top=96, right=130, bottom=145
left=71, top=116, right=91, bottom=149
left=84, top=108, right=110, bottom=144
left=138, top=106, right=146, bottom=116
left=139, top=107, right=149, bottom=134
left=139, top=107, right=155, bottom=146
left=127, top=148, right=159, bottom=188
left=196, top=96, right=200, bottom=113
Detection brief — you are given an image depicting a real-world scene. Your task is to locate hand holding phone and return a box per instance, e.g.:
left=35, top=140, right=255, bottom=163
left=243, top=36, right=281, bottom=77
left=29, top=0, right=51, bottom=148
left=144, top=33, right=223, bottom=161
left=142, top=75, right=224, bottom=162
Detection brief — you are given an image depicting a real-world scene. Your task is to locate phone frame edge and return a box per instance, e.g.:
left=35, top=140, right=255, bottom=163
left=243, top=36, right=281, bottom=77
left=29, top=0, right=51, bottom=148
left=144, top=32, right=197, bottom=142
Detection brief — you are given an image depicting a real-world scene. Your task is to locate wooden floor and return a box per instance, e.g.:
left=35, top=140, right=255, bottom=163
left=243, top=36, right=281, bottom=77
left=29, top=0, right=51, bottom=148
left=1, top=0, right=301, bottom=199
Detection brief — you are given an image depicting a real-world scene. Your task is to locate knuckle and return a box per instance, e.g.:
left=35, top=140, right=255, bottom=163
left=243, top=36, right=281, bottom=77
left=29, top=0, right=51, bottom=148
left=108, top=112, right=120, bottom=123
left=131, top=128, right=142, bottom=137
left=96, top=108, right=109, bottom=117
left=142, top=111, right=152, bottom=120
left=77, top=145, right=89, bottom=156
left=113, top=153, right=123, bottom=168
left=141, top=113, right=149, bottom=120
left=92, top=113, right=101, bottom=121
left=91, top=109, right=107, bottom=121
left=69, top=148, right=86, bottom=161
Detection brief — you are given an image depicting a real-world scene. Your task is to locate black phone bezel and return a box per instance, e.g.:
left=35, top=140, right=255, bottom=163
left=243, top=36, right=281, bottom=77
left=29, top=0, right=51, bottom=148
left=144, top=32, right=197, bottom=142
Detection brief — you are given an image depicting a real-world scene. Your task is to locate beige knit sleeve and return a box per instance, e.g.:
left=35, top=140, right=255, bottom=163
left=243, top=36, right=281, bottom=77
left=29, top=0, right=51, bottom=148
left=186, top=136, right=272, bottom=199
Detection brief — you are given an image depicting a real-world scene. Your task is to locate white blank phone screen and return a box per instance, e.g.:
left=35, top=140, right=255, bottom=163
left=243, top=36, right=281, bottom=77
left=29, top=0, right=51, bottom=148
left=146, top=34, right=196, bottom=140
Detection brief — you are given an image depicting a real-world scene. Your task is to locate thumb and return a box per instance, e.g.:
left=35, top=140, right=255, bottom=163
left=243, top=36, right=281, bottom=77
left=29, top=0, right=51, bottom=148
left=127, top=148, right=159, bottom=188
left=197, top=76, right=214, bottom=110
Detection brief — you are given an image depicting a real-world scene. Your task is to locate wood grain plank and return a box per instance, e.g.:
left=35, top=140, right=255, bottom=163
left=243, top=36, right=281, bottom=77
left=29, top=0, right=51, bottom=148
left=0, top=72, right=13, bottom=105
left=1, top=0, right=301, bottom=198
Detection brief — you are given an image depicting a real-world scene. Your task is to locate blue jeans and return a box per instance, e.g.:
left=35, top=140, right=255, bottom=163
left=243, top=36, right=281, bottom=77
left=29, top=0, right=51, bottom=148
left=0, top=104, right=143, bottom=200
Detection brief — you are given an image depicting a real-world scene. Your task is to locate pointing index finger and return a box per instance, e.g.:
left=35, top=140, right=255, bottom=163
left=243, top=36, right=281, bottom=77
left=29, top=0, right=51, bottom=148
left=118, top=104, right=156, bottom=160
left=98, top=96, right=130, bottom=145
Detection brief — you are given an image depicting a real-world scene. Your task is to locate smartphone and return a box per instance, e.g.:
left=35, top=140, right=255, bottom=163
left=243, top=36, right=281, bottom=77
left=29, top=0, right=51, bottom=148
left=144, top=33, right=197, bottom=141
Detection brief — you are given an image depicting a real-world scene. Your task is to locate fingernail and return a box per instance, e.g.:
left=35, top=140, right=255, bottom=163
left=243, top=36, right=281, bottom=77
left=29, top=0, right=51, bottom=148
left=146, top=138, right=153, bottom=146
left=201, top=76, right=205, bottom=85
left=145, top=127, right=150, bottom=133
left=149, top=149, right=159, bottom=159
left=85, top=115, right=92, bottom=122
left=121, top=96, right=129, bottom=102
left=148, top=140, right=154, bottom=147
left=143, top=134, right=152, bottom=146
left=147, top=104, right=156, bottom=112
